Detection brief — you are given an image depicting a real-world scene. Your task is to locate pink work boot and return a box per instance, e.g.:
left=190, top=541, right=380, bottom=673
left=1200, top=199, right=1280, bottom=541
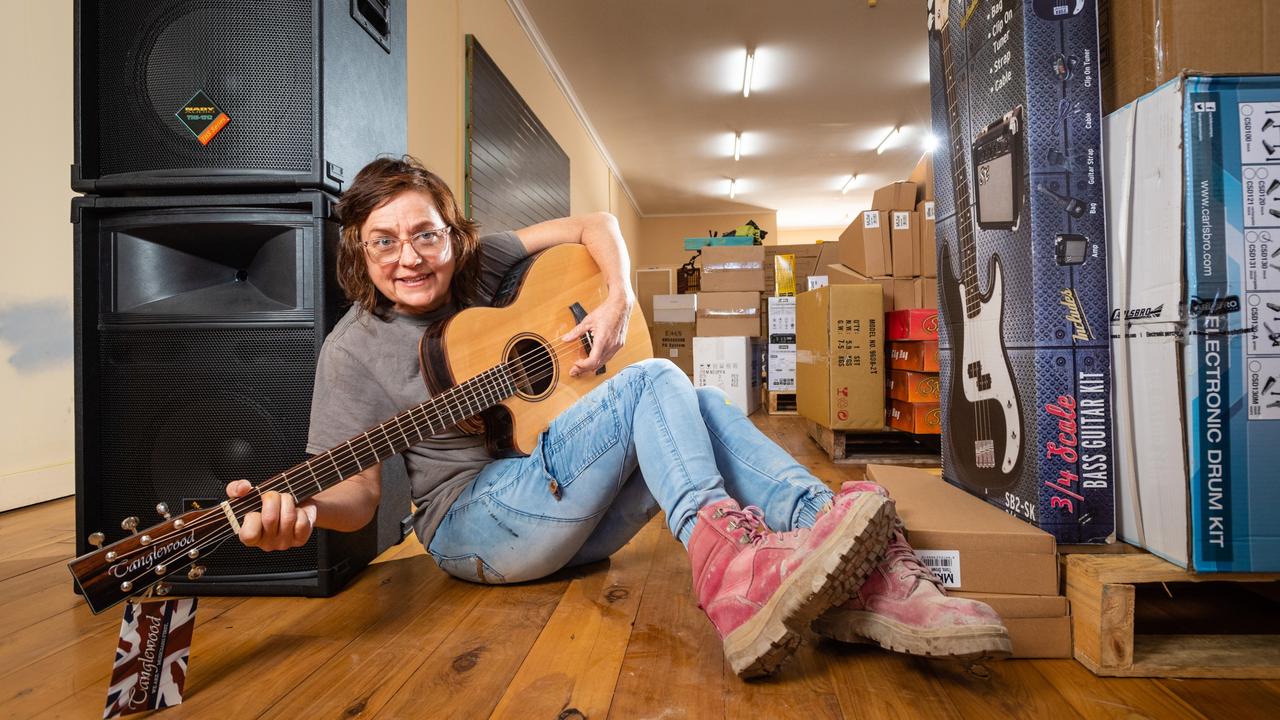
left=811, top=481, right=1012, bottom=660
left=688, top=493, right=894, bottom=678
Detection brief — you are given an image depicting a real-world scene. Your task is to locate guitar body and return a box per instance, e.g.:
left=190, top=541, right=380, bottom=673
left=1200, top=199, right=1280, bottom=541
left=940, top=243, right=1024, bottom=491
left=420, top=243, right=653, bottom=457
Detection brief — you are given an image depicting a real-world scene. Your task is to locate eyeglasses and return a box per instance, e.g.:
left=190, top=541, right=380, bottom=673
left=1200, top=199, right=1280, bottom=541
left=361, top=226, right=452, bottom=264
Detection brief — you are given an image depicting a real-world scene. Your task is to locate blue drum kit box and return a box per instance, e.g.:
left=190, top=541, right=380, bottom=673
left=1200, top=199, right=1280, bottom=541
left=927, top=0, right=1115, bottom=543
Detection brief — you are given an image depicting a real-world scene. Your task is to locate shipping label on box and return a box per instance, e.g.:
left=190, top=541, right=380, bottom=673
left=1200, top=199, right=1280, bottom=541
left=693, top=336, right=764, bottom=414
left=767, top=343, right=796, bottom=391
left=700, top=245, right=765, bottom=292
left=918, top=200, right=937, bottom=277
left=653, top=293, right=696, bottom=324
left=796, top=285, right=885, bottom=430
left=928, top=0, right=1114, bottom=543
left=767, top=296, right=796, bottom=335
left=651, top=322, right=695, bottom=375
left=1106, top=74, right=1280, bottom=570
left=807, top=275, right=829, bottom=291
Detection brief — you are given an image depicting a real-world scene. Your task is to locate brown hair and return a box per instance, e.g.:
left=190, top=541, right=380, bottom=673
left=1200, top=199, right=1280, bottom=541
left=334, top=155, right=481, bottom=320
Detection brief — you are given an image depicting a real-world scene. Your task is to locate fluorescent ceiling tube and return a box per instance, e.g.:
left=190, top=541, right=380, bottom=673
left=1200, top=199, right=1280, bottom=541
left=742, top=51, right=754, bottom=98
left=729, top=178, right=737, bottom=199
left=875, top=126, right=901, bottom=154
left=841, top=174, right=858, bottom=194
left=734, top=132, right=742, bottom=161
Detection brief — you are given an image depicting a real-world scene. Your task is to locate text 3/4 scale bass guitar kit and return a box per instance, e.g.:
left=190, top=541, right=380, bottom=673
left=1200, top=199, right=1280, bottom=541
left=69, top=243, right=652, bottom=614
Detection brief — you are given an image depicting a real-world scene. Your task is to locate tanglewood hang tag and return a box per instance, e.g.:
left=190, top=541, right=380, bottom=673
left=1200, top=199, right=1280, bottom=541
left=103, top=597, right=198, bottom=718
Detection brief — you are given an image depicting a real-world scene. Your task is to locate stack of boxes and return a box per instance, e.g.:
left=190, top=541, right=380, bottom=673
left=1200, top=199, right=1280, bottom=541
left=886, top=307, right=941, bottom=434
left=691, top=245, right=765, bottom=414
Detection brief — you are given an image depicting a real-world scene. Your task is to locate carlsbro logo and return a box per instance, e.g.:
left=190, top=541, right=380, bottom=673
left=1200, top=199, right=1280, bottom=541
left=109, top=531, right=197, bottom=579
left=1059, top=289, right=1093, bottom=341
left=1111, top=304, right=1165, bottom=322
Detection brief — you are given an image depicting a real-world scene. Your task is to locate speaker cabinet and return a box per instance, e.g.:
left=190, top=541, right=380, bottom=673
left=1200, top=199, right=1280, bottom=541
left=72, top=0, right=406, bottom=194
left=72, top=192, right=411, bottom=598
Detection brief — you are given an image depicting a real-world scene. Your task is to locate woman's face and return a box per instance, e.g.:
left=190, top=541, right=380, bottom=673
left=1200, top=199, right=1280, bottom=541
left=359, top=189, right=456, bottom=315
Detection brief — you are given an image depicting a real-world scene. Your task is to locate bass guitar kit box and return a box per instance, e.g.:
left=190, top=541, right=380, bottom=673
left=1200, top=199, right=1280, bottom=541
left=928, top=0, right=1114, bottom=543
left=1107, top=74, right=1280, bottom=572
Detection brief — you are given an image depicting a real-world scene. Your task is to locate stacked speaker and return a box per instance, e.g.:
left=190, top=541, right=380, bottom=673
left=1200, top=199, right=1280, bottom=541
left=72, top=0, right=410, bottom=598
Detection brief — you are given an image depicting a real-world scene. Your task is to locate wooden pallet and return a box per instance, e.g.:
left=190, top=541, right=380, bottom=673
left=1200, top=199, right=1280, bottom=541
left=1065, top=553, right=1280, bottom=678
left=803, top=419, right=940, bottom=465
left=765, top=391, right=797, bottom=415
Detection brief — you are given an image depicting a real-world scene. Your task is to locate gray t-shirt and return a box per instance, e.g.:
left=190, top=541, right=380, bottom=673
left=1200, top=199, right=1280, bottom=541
left=305, top=231, right=528, bottom=547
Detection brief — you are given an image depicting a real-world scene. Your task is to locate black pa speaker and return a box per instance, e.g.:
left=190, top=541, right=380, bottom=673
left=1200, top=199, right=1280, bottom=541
left=72, top=192, right=412, bottom=598
left=72, top=0, right=406, bottom=194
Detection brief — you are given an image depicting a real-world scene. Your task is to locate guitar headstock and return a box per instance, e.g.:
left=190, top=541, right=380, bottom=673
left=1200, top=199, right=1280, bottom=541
left=68, top=506, right=223, bottom=614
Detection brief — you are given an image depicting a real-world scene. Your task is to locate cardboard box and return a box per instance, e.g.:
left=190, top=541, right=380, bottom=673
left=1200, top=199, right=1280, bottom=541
left=889, top=340, right=940, bottom=372
left=767, top=343, right=796, bottom=392
left=929, top=0, right=1115, bottom=544
left=1105, top=75, right=1280, bottom=571
left=891, top=278, right=938, bottom=311
left=909, top=153, right=935, bottom=204
left=796, top=285, right=885, bottom=430
left=887, top=308, right=938, bottom=341
left=695, top=292, right=760, bottom=337
left=1098, top=0, right=1280, bottom=113
left=866, top=465, right=1059, bottom=595
left=887, top=400, right=941, bottom=434
left=839, top=211, right=892, bottom=277
left=653, top=293, right=696, bottom=324
left=890, top=211, right=919, bottom=277
left=889, top=370, right=941, bottom=403
left=827, top=263, right=894, bottom=311
left=636, top=266, right=674, bottom=326
left=764, top=244, right=828, bottom=296
left=917, top=199, right=937, bottom=277
left=950, top=591, right=1073, bottom=658
left=693, top=336, right=763, bottom=415
left=872, top=180, right=918, bottom=212
left=699, top=245, right=765, bottom=292
left=766, top=296, right=796, bottom=336
left=651, top=322, right=695, bottom=375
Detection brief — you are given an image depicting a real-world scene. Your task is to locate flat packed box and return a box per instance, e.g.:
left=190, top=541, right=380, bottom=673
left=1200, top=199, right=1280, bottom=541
left=695, top=291, right=760, bottom=337
left=767, top=343, right=796, bottom=392
left=828, top=263, right=894, bottom=311
left=796, top=285, right=885, bottom=430
left=889, top=341, right=940, bottom=373
left=839, top=211, right=892, bottom=277
left=1098, top=0, right=1280, bottom=113
left=929, top=0, right=1115, bottom=544
left=887, top=308, right=938, bottom=341
left=1106, top=74, right=1280, bottom=571
left=699, top=245, right=764, bottom=292
left=872, top=181, right=918, bottom=212
left=888, top=400, right=942, bottom=434
left=889, top=370, right=941, bottom=403
left=890, top=211, right=919, bottom=277
left=766, top=296, right=796, bottom=336
left=693, top=336, right=763, bottom=415
left=953, top=592, right=1071, bottom=658
left=867, top=464, right=1058, bottom=595
left=917, top=200, right=937, bottom=277
left=636, top=266, right=674, bottom=327
left=651, top=322, right=695, bottom=375
left=653, top=293, right=696, bottom=324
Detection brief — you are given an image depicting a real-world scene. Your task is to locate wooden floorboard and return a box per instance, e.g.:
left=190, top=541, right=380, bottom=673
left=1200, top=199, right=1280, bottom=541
left=4, top=415, right=1279, bottom=719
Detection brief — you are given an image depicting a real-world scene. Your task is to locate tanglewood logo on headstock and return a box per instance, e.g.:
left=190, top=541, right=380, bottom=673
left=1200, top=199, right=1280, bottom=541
left=108, top=532, right=197, bottom=579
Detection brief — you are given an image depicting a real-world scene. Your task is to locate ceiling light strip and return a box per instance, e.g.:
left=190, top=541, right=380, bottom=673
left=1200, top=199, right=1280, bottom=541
left=734, top=132, right=741, bottom=161
left=742, top=51, right=755, bottom=98
left=729, top=178, right=737, bottom=199
left=875, top=126, right=901, bottom=155
left=841, top=174, right=858, bottom=194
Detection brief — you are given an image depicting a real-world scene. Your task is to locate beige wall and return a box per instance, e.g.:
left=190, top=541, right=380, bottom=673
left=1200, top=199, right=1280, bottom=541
left=0, top=2, right=75, bottom=510
left=636, top=212, right=779, bottom=269
left=776, top=226, right=845, bottom=246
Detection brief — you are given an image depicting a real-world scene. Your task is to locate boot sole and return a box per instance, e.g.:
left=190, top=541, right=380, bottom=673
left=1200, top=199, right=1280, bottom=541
left=812, top=610, right=1013, bottom=661
left=723, top=493, right=895, bottom=679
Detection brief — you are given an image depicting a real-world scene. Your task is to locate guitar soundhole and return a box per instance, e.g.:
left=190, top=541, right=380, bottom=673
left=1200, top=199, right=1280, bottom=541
left=506, top=334, right=556, bottom=401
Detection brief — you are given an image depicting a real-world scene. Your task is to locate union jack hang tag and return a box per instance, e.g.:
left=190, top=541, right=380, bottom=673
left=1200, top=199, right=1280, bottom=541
left=103, top=597, right=198, bottom=718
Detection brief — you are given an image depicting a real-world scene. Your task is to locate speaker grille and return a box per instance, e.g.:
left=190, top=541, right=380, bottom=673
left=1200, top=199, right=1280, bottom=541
left=96, top=0, right=314, bottom=176
left=95, top=326, right=319, bottom=577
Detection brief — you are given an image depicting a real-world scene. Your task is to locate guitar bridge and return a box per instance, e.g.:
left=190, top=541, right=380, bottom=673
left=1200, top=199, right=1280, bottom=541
left=974, top=440, right=995, bottom=469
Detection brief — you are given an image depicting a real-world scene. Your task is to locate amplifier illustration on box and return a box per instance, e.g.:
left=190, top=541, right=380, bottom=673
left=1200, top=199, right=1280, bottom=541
left=928, top=0, right=1114, bottom=543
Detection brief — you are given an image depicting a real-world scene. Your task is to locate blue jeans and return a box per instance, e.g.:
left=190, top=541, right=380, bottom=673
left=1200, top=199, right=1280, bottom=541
left=426, top=358, right=835, bottom=584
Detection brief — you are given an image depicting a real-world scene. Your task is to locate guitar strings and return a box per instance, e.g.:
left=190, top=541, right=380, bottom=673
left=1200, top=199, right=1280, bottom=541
left=94, top=333, right=605, bottom=580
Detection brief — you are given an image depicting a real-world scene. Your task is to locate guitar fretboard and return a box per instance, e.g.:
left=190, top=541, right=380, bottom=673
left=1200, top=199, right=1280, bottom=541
left=938, top=27, right=982, bottom=320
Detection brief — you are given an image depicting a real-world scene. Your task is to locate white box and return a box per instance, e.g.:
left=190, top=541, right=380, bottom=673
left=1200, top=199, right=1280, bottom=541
left=693, top=336, right=763, bottom=415
left=767, top=343, right=796, bottom=392
left=653, top=294, right=696, bottom=324
left=767, top=296, right=796, bottom=336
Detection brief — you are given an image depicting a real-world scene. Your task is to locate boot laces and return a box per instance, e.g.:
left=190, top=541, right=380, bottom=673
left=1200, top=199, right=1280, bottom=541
left=883, top=529, right=943, bottom=587
left=722, top=505, right=769, bottom=545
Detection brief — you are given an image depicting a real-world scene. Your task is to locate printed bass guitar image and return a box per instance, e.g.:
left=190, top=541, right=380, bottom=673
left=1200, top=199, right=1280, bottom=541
left=68, top=243, right=652, bottom=614
left=930, top=0, right=1024, bottom=491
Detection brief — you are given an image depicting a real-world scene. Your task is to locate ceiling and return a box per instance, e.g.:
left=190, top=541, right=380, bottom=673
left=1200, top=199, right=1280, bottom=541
left=517, top=0, right=933, bottom=229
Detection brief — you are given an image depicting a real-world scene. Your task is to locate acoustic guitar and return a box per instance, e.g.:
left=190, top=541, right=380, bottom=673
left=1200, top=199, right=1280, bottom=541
left=68, top=243, right=653, bottom=614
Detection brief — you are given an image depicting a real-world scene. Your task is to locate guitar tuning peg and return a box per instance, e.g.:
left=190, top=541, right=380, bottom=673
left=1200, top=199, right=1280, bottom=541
left=186, top=565, right=206, bottom=580
left=156, top=502, right=172, bottom=520
left=155, top=583, right=170, bottom=596
left=121, top=516, right=139, bottom=534
left=88, top=532, right=105, bottom=548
